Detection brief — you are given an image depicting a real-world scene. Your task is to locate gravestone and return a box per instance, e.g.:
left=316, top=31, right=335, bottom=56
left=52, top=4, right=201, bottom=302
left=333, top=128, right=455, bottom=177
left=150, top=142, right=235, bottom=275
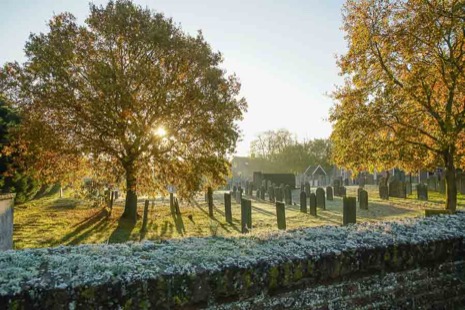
left=284, top=185, right=292, bottom=205
left=256, top=189, right=260, bottom=200
left=389, top=180, right=406, bottom=198
left=268, top=185, right=275, bottom=202
left=141, top=200, right=150, bottom=233
left=343, top=196, right=356, bottom=225
left=417, top=184, right=428, bottom=201
left=359, top=189, right=368, bottom=210
left=240, top=198, right=252, bottom=233
left=366, top=174, right=375, bottom=185
left=457, top=171, right=465, bottom=195
left=276, top=201, right=286, bottom=230
left=300, top=192, right=307, bottom=213
left=379, top=184, right=389, bottom=200
left=316, top=187, right=325, bottom=210
left=326, top=186, right=333, bottom=201
left=357, top=187, right=363, bottom=201
left=248, top=184, right=253, bottom=196
left=344, top=178, right=349, bottom=186
left=300, top=183, right=305, bottom=193
left=304, top=182, right=311, bottom=198
left=224, top=192, right=232, bottom=223
left=339, top=186, right=347, bottom=197
left=0, top=194, right=15, bottom=251
left=233, top=186, right=237, bottom=196
left=309, top=193, right=317, bottom=216
left=207, top=187, right=213, bottom=216
left=260, top=186, right=266, bottom=200
left=235, top=190, right=242, bottom=204
left=174, top=197, right=180, bottom=215
left=245, top=181, right=249, bottom=196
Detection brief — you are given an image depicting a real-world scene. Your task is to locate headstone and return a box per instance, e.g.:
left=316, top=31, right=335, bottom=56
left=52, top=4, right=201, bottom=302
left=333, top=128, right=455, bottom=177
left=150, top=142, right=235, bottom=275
left=174, top=197, right=180, bottom=215
left=224, top=193, right=232, bottom=223
left=248, top=184, right=254, bottom=196
left=359, top=190, right=368, bottom=210
left=309, top=193, right=317, bottom=216
left=235, top=190, right=242, bottom=204
left=207, top=187, right=213, bottom=216
left=268, top=185, right=275, bottom=203
left=233, top=186, right=237, bottom=197
left=326, top=186, right=333, bottom=201
left=141, top=200, right=150, bottom=233
left=284, top=185, right=292, bottom=205
left=300, top=191, right=307, bottom=213
left=344, top=178, right=349, bottom=186
left=276, top=201, right=286, bottom=230
left=357, top=187, right=363, bottom=201
left=417, top=184, right=428, bottom=201
left=240, top=198, right=252, bottom=233
left=245, top=181, right=249, bottom=196
left=316, top=187, right=325, bottom=209
left=304, top=182, right=311, bottom=198
left=389, top=180, right=406, bottom=198
left=379, top=184, right=389, bottom=200
left=366, top=174, right=375, bottom=185
left=256, top=189, right=260, bottom=200
left=340, top=186, right=347, bottom=196
left=260, top=185, right=266, bottom=200
left=343, top=196, right=356, bottom=225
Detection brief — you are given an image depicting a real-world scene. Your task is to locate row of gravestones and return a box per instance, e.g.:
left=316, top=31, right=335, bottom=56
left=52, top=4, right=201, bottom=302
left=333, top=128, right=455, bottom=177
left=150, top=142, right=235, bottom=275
left=378, top=179, right=428, bottom=201
left=223, top=192, right=360, bottom=233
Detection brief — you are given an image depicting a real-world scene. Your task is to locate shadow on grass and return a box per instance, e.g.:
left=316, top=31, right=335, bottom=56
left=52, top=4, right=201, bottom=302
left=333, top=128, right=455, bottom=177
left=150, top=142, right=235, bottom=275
left=108, top=217, right=136, bottom=244
left=56, top=208, right=109, bottom=246
left=191, top=199, right=240, bottom=233
left=46, top=198, right=80, bottom=210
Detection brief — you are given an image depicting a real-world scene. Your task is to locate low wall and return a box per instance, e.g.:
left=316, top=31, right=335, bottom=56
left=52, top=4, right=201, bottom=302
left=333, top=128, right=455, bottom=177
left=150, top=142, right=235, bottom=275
left=0, top=194, right=15, bottom=251
left=1, top=213, right=465, bottom=309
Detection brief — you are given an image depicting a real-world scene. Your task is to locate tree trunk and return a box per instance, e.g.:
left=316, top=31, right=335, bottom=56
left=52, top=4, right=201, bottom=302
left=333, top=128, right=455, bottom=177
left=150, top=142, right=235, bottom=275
left=122, top=161, right=138, bottom=222
left=444, top=150, right=457, bottom=212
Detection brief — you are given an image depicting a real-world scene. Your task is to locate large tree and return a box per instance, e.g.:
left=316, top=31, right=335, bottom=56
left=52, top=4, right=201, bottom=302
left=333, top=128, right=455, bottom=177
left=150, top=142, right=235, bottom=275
left=1, top=0, right=246, bottom=221
left=330, top=0, right=465, bottom=211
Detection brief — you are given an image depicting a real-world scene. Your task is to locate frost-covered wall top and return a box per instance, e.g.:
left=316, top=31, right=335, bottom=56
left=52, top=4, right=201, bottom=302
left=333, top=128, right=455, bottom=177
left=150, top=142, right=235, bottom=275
left=1, top=212, right=465, bottom=297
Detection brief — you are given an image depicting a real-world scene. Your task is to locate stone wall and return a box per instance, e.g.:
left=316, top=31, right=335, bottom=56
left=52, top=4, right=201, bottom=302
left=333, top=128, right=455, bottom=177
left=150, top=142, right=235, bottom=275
left=0, top=194, right=15, bottom=251
left=1, top=213, right=465, bottom=309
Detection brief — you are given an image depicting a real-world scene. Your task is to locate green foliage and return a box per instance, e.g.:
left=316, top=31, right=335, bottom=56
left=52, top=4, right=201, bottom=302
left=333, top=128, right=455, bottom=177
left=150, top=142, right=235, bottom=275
left=0, top=96, right=39, bottom=203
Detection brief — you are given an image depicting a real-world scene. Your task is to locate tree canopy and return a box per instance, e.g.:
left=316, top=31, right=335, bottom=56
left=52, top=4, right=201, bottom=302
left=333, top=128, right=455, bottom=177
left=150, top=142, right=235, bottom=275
left=330, top=0, right=465, bottom=210
left=0, top=0, right=247, bottom=221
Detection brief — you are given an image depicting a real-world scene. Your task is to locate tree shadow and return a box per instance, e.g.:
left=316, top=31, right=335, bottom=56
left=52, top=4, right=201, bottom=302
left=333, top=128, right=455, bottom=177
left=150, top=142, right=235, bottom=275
left=190, top=199, right=240, bottom=233
left=46, top=198, right=80, bottom=210
left=56, top=208, right=108, bottom=245
left=171, top=210, right=186, bottom=236
left=108, top=217, right=136, bottom=243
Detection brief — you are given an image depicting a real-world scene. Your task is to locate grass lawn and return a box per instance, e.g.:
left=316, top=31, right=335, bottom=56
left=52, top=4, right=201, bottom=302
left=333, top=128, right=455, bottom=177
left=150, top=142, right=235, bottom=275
left=13, top=185, right=465, bottom=250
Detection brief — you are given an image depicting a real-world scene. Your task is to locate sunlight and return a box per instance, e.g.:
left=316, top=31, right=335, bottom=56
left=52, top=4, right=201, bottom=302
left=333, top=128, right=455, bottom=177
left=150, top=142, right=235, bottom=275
left=153, top=126, right=166, bottom=137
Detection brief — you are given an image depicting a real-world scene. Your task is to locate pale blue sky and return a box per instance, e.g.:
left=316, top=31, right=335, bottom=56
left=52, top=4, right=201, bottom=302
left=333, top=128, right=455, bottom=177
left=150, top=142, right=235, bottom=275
left=0, top=0, right=347, bottom=155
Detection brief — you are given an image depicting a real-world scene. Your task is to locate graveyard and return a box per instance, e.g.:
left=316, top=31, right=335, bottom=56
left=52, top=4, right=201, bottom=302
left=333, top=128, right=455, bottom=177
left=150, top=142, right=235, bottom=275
left=12, top=184, right=465, bottom=250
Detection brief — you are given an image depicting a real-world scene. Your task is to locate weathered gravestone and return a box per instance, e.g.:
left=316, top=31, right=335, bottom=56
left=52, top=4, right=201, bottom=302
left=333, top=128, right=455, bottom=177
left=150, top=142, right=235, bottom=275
left=343, top=196, right=356, bottom=225
left=141, top=200, right=150, bottom=233
left=248, top=184, right=253, bottom=196
left=224, top=192, right=232, bottom=223
left=240, top=198, right=252, bottom=233
left=284, top=185, right=292, bottom=205
left=344, top=178, right=349, bottom=186
left=268, top=184, right=275, bottom=202
left=316, top=187, right=325, bottom=210
left=233, top=185, right=237, bottom=197
left=359, top=189, right=368, bottom=210
left=326, top=186, right=333, bottom=201
left=245, top=181, right=249, bottom=196
left=256, top=189, right=260, bottom=200
left=304, top=182, right=311, bottom=198
left=309, top=193, right=317, bottom=216
left=417, top=184, right=428, bottom=201
left=339, top=186, right=347, bottom=197
left=379, top=182, right=389, bottom=200
left=207, top=187, right=213, bottom=216
left=235, top=190, right=242, bottom=204
left=276, top=201, right=286, bottom=230
left=300, top=192, right=307, bottom=213
left=357, top=187, right=363, bottom=201
left=0, top=194, right=15, bottom=251
left=389, top=180, right=406, bottom=199
left=260, top=186, right=266, bottom=200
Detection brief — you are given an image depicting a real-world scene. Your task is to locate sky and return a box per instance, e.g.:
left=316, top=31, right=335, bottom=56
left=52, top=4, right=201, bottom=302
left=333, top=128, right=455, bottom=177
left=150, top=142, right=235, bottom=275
left=0, top=0, right=347, bottom=156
